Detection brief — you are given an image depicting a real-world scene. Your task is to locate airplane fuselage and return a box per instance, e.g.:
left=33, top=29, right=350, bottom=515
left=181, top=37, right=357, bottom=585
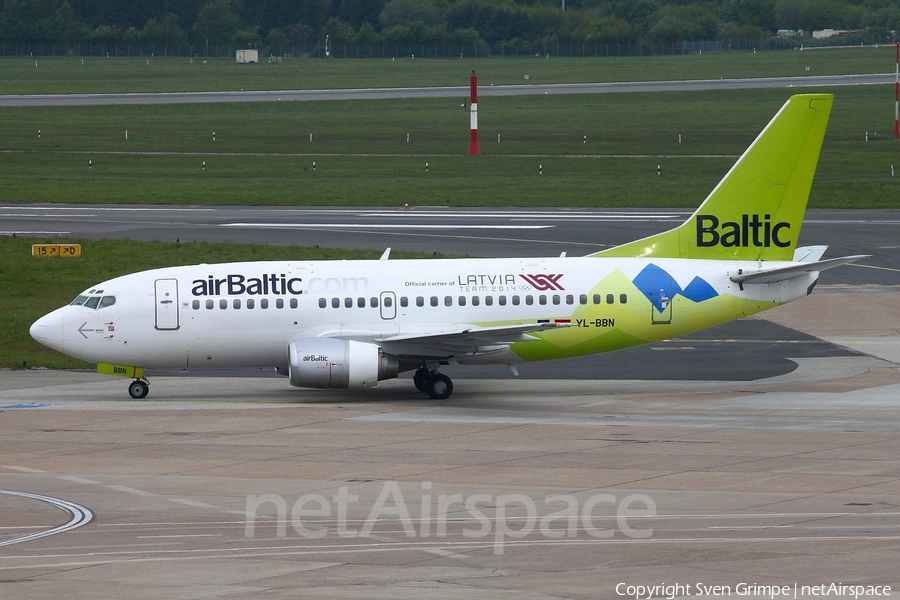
left=32, top=255, right=813, bottom=372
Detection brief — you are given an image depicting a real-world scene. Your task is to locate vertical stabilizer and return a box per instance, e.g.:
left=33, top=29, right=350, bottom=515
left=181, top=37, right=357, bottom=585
left=593, top=94, right=833, bottom=261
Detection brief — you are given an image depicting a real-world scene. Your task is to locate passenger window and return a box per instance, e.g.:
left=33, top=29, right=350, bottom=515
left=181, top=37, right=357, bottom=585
left=580, top=294, right=587, bottom=305
left=358, top=297, right=366, bottom=308
left=192, top=300, right=200, bottom=310
left=290, top=298, right=298, bottom=309
left=344, top=297, right=353, bottom=308
left=525, top=295, right=534, bottom=306
left=332, top=298, right=340, bottom=308
left=607, top=294, right=615, bottom=304
left=261, top=299, right=269, bottom=309
left=370, top=297, right=379, bottom=308
left=620, top=294, right=628, bottom=304
left=458, top=296, right=466, bottom=306
left=206, top=299, right=214, bottom=310
left=220, top=299, right=227, bottom=309
left=485, top=296, right=493, bottom=306
left=430, top=296, right=438, bottom=307
left=99, top=296, right=116, bottom=308
left=319, top=298, right=326, bottom=308
left=499, top=296, right=507, bottom=306
left=416, top=296, right=424, bottom=307
left=276, top=299, right=284, bottom=309
left=512, top=295, right=520, bottom=306
left=444, top=296, right=452, bottom=307
left=247, top=299, right=255, bottom=309
left=472, top=296, right=480, bottom=306
left=593, top=294, right=601, bottom=305
left=400, top=297, right=408, bottom=308
left=70, top=295, right=89, bottom=306
left=233, top=299, right=241, bottom=309
left=384, top=296, right=393, bottom=308
left=566, top=295, right=574, bottom=305
left=539, top=295, right=547, bottom=305
left=84, top=296, right=100, bottom=309
left=552, top=295, right=560, bottom=305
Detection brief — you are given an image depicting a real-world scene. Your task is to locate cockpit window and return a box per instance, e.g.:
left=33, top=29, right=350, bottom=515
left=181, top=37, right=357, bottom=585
left=74, top=294, right=116, bottom=309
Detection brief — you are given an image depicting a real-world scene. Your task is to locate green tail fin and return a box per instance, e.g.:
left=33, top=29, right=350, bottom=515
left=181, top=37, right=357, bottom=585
left=593, top=94, right=833, bottom=261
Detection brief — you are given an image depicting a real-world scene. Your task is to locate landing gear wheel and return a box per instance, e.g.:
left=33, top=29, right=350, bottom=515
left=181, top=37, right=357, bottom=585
left=413, top=368, right=430, bottom=392
left=424, top=373, right=453, bottom=400
left=128, top=379, right=149, bottom=399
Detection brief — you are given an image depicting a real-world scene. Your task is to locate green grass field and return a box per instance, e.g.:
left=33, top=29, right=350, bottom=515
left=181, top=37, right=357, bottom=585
left=1, top=86, right=898, bottom=208
left=1, top=237, right=437, bottom=369
left=0, top=47, right=896, bottom=94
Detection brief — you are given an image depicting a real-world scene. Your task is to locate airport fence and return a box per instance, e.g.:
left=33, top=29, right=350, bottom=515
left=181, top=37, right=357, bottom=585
left=0, top=35, right=896, bottom=59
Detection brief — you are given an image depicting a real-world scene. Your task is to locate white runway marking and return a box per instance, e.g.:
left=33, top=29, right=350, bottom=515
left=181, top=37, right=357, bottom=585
left=220, top=223, right=553, bottom=230
left=4, top=466, right=47, bottom=473
left=171, top=499, right=216, bottom=509
left=104, top=485, right=156, bottom=496
left=0, top=490, right=93, bottom=547
left=57, top=476, right=101, bottom=485
left=0, top=231, right=69, bottom=235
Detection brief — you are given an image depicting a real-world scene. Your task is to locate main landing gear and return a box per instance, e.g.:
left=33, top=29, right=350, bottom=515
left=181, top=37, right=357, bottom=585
left=413, top=367, right=453, bottom=400
left=128, top=378, right=150, bottom=399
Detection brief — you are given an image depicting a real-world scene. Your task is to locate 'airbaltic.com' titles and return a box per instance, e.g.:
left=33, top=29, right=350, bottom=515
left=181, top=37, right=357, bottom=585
left=30, top=94, right=866, bottom=400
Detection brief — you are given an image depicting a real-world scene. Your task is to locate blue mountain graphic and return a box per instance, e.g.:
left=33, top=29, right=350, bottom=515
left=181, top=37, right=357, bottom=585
left=631, top=264, right=719, bottom=312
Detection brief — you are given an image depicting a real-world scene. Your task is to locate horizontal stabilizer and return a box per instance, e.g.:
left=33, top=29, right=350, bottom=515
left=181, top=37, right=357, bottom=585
left=730, top=255, right=869, bottom=284
left=793, top=245, right=828, bottom=263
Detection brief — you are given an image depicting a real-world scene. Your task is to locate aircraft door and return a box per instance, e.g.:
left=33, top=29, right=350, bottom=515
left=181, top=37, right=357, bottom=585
left=154, top=278, right=180, bottom=330
left=650, top=273, right=673, bottom=325
left=379, top=292, right=396, bottom=320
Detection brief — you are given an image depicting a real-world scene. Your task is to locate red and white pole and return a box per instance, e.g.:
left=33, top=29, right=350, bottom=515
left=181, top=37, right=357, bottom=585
left=468, top=70, right=481, bottom=155
left=894, top=42, right=899, bottom=140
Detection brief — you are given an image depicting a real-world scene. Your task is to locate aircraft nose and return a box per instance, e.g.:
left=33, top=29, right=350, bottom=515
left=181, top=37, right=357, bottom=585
left=30, top=308, right=66, bottom=352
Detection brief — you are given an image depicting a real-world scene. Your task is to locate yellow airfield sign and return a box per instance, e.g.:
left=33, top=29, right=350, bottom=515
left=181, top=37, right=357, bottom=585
left=32, top=244, right=81, bottom=257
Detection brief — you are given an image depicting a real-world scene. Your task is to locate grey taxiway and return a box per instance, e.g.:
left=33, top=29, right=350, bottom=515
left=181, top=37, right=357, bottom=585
left=0, top=72, right=895, bottom=106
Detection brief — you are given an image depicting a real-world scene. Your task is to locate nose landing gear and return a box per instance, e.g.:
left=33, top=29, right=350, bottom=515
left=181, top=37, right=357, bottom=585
left=128, top=378, right=150, bottom=399
left=413, top=367, right=453, bottom=400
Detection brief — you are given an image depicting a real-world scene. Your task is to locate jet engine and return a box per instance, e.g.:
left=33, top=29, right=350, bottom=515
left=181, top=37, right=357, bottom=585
left=288, top=338, right=399, bottom=389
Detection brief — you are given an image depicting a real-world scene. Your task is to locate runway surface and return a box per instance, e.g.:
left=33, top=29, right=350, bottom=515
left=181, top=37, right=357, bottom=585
left=0, top=73, right=894, bottom=106
left=3, top=208, right=900, bottom=595
left=1, top=335, right=899, bottom=598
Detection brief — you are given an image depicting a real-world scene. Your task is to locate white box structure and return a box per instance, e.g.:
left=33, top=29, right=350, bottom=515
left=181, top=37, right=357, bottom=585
left=236, top=49, right=258, bottom=64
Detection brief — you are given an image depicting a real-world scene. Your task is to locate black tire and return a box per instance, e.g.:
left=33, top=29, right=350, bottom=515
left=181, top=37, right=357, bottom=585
left=413, top=368, right=430, bottom=392
left=425, top=373, right=453, bottom=400
left=128, top=380, right=149, bottom=399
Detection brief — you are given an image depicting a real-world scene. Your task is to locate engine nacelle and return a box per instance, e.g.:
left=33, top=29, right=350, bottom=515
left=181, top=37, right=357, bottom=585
left=288, top=338, right=399, bottom=389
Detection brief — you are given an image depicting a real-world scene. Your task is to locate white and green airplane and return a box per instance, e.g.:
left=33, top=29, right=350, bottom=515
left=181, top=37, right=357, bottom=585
left=30, top=93, right=865, bottom=400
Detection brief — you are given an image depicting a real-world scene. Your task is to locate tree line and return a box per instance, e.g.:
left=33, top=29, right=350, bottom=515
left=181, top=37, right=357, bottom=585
left=1, top=0, right=898, bottom=53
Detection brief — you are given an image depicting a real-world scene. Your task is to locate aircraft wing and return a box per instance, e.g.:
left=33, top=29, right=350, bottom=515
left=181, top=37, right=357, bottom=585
left=730, top=255, right=869, bottom=284
left=374, top=322, right=569, bottom=357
